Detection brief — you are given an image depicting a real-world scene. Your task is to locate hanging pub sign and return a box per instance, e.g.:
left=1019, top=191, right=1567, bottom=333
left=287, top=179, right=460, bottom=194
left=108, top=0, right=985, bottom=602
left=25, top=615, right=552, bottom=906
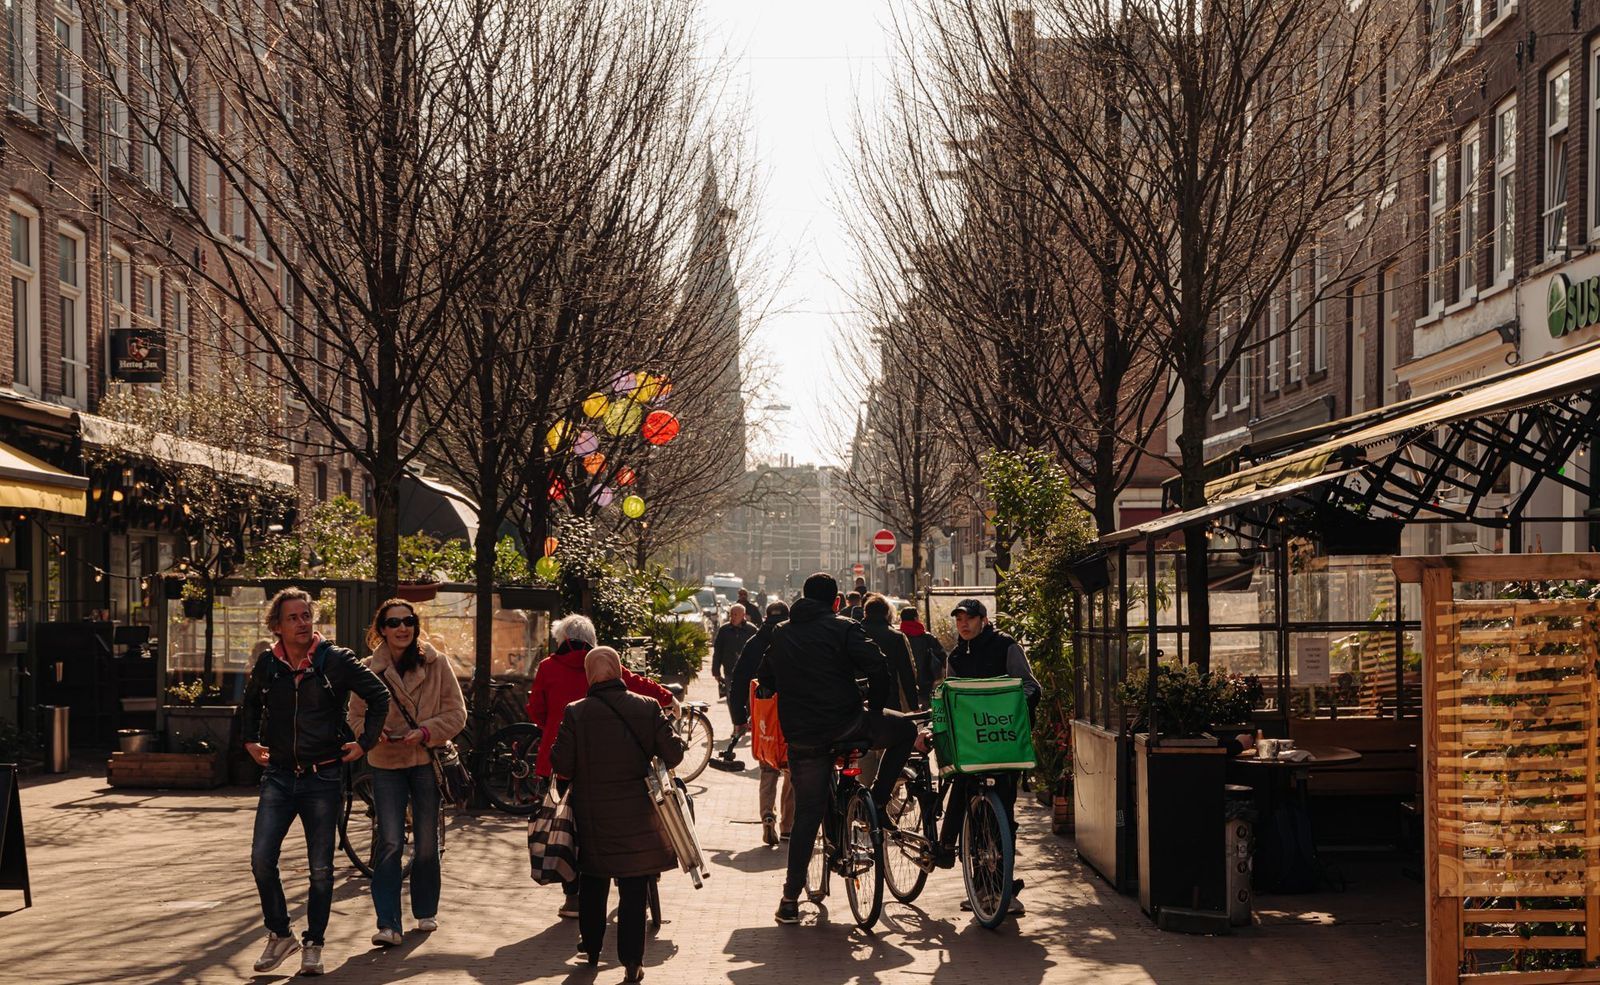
left=110, top=328, right=165, bottom=383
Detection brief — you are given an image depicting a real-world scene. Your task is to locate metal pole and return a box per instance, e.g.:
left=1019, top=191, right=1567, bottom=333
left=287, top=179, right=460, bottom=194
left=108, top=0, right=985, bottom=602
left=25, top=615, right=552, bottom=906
left=1146, top=536, right=1159, bottom=739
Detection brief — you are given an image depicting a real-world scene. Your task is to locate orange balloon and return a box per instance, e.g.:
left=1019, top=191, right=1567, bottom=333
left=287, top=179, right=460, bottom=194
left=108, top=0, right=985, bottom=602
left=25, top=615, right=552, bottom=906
left=615, top=467, right=637, bottom=487
left=582, top=452, right=606, bottom=475
left=542, top=536, right=559, bottom=556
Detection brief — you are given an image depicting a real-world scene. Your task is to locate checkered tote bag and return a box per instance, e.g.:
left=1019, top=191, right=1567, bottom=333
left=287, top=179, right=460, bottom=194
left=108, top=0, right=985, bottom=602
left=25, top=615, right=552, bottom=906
left=527, top=785, right=578, bottom=885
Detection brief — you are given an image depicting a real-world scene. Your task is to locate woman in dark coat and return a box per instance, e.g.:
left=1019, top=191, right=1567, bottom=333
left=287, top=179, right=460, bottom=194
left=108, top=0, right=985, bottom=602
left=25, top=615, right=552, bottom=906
left=551, top=646, right=685, bottom=982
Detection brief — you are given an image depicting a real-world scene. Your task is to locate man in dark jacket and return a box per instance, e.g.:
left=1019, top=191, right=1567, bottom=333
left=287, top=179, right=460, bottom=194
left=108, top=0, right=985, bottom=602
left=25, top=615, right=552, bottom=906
left=844, top=591, right=865, bottom=621
left=728, top=601, right=793, bottom=844
left=552, top=646, right=685, bottom=979
left=758, top=572, right=917, bottom=925
left=736, top=588, right=762, bottom=629
left=711, top=603, right=758, bottom=696
left=900, top=605, right=947, bottom=708
left=242, top=587, right=389, bottom=976
left=860, top=595, right=920, bottom=712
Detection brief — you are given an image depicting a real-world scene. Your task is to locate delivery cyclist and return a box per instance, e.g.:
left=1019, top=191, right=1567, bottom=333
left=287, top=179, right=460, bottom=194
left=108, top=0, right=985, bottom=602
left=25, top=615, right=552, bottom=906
left=931, top=598, right=1039, bottom=916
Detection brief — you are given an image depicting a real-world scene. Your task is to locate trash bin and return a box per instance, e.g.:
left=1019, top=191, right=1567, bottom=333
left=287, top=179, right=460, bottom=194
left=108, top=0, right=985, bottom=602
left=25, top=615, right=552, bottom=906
left=1224, top=783, right=1256, bottom=927
left=117, top=728, right=154, bottom=754
left=42, top=705, right=69, bottom=773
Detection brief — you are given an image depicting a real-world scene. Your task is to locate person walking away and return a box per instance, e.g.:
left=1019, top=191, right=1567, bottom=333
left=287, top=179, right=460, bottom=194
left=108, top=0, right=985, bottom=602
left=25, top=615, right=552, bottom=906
left=736, top=588, right=762, bottom=629
left=526, top=615, right=674, bottom=919
left=933, top=598, right=1040, bottom=916
left=899, top=606, right=947, bottom=709
left=347, top=600, right=466, bottom=945
left=856, top=594, right=922, bottom=786
left=711, top=603, right=757, bottom=698
left=757, top=573, right=917, bottom=925
left=551, top=647, right=685, bottom=982
left=844, top=591, right=865, bottom=621
left=728, top=601, right=794, bottom=845
left=243, top=588, right=389, bottom=976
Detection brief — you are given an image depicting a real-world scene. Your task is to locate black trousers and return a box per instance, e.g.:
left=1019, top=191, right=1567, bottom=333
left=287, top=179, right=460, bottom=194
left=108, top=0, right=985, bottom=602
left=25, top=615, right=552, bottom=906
left=782, top=710, right=917, bottom=900
left=578, top=873, right=649, bottom=968
left=938, top=773, right=1019, bottom=848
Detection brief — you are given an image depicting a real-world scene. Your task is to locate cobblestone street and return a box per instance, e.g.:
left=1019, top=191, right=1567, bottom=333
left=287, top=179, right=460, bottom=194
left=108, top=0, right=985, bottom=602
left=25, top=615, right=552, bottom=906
left=1, top=675, right=1423, bottom=984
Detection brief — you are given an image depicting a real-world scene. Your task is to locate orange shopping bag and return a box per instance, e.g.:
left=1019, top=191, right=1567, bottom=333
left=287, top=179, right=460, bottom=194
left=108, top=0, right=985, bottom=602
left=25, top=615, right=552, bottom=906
left=749, top=680, right=787, bottom=769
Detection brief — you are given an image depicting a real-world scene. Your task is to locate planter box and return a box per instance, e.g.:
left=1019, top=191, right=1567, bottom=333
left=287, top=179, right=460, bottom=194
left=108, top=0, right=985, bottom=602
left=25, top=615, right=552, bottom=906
left=162, top=705, right=243, bottom=780
left=107, top=751, right=226, bottom=789
left=1135, top=734, right=1229, bottom=934
left=1071, top=720, right=1134, bottom=892
left=395, top=582, right=440, bottom=603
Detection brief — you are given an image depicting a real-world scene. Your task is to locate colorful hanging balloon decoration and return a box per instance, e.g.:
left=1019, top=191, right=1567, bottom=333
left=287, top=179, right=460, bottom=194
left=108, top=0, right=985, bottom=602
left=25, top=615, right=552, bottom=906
left=594, top=486, right=616, bottom=508
left=603, top=399, right=643, bottom=437
left=642, top=410, right=680, bottom=445
left=615, top=467, right=637, bottom=487
left=573, top=430, right=599, bottom=456
left=621, top=494, right=646, bottom=519
left=542, top=536, right=559, bottom=557
left=582, top=392, right=609, bottom=419
left=548, top=476, right=567, bottom=501
left=635, top=373, right=671, bottom=404
left=534, top=555, right=560, bottom=582
left=582, top=452, right=606, bottom=476
left=611, top=370, right=639, bottom=394
left=544, top=421, right=570, bottom=453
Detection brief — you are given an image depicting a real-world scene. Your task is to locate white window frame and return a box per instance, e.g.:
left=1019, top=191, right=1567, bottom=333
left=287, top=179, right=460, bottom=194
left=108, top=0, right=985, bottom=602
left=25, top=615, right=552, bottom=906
left=8, top=199, right=40, bottom=396
left=204, top=90, right=221, bottom=232
left=1544, top=61, right=1570, bottom=261
left=1351, top=279, right=1368, bottom=412
left=281, top=264, right=302, bottom=407
left=1212, top=314, right=1231, bottom=420
left=105, top=1, right=128, bottom=169
left=137, top=33, right=161, bottom=194
left=1234, top=302, right=1252, bottom=411
left=51, top=0, right=80, bottom=143
left=6, top=0, right=38, bottom=119
left=1462, top=0, right=1481, bottom=43
left=1591, top=41, right=1600, bottom=241
left=1428, top=144, right=1448, bottom=315
left=108, top=242, right=130, bottom=329
left=1493, top=98, right=1516, bottom=283
left=1266, top=291, right=1282, bottom=392
left=1288, top=262, right=1305, bottom=382
left=55, top=224, right=85, bottom=406
left=1312, top=250, right=1329, bottom=373
left=1459, top=126, right=1479, bottom=300
left=167, top=49, right=189, bottom=208
left=135, top=265, right=160, bottom=330
left=170, top=281, right=189, bottom=392
left=227, top=104, right=246, bottom=245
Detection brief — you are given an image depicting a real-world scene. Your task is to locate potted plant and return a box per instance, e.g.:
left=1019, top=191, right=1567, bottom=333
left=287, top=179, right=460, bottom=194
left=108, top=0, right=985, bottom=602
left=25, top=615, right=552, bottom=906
left=150, top=678, right=240, bottom=785
left=395, top=533, right=443, bottom=602
left=179, top=579, right=211, bottom=620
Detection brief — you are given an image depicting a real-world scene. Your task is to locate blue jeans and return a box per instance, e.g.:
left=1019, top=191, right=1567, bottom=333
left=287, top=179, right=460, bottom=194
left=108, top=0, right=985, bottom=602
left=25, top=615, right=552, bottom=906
left=251, top=767, right=342, bottom=945
left=371, top=763, right=442, bottom=931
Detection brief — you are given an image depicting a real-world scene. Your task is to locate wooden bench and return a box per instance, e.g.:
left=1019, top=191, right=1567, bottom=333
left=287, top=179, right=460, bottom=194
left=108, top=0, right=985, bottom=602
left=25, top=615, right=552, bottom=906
left=1289, top=717, right=1420, bottom=799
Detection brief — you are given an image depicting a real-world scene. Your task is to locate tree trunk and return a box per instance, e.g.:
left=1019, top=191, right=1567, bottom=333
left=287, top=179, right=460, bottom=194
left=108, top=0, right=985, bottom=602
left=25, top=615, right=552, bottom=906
left=471, top=505, right=499, bottom=753
left=1178, top=389, right=1211, bottom=673
left=373, top=454, right=401, bottom=598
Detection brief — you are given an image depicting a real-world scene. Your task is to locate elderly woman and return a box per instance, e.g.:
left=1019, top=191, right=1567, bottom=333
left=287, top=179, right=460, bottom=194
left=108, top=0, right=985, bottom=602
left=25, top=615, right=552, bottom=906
left=347, top=599, right=466, bottom=946
left=551, top=646, right=685, bottom=982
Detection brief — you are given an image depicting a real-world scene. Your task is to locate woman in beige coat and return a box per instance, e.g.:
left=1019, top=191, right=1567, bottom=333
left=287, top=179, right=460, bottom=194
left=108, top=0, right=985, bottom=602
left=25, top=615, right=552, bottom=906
left=347, top=599, right=466, bottom=945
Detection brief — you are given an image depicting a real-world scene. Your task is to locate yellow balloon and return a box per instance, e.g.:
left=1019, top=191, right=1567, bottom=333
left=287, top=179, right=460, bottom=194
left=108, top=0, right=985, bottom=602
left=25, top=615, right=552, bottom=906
left=534, top=555, right=560, bottom=582
left=622, top=494, right=646, bottom=519
left=582, top=392, right=609, bottom=419
left=604, top=400, right=643, bottom=437
left=544, top=421, right=570, bottom=452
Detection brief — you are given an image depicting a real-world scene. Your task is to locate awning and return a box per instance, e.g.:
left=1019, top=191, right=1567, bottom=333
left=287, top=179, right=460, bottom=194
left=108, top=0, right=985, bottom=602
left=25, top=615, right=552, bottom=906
left=398, top=472, right=478, bottom=542
left=78, top=413, right=295, bottom=489
left=0, top=439, right=89, bottom=516
left=1102, top=468, right=1359, bottom=546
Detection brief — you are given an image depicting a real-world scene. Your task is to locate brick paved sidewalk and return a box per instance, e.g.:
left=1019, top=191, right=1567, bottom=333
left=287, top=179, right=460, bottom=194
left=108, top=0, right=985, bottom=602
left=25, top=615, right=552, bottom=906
left=0, top=674, right=1422, bottom=984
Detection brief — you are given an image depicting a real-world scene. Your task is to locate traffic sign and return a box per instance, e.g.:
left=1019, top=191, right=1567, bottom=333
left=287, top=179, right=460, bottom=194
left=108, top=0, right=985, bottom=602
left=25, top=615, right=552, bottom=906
left=872, top=529, right=896, bottom=555
left=852, top=563, right=865, bottom=576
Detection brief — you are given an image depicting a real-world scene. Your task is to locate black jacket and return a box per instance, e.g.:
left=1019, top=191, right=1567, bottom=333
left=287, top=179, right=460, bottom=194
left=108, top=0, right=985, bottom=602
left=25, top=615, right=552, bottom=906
left=905, top=628, right=947, bottom=708
left=551, top=680, right=685, bottom=878
left=860, top=615, right=921, bottom=712
left=712, top=621, right=758, bottom=679
left=243, top=639, right=389, bottom=770
left=947, top=625, right=1041, bottom=713
left=728, top=622, right=776, bottom=728
left=757, top=597, right=890, bottom=750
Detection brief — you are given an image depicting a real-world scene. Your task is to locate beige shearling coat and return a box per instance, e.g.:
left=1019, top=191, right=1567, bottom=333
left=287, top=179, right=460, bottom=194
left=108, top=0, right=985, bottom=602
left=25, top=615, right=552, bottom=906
left=347, top=641, right=467, bottom=770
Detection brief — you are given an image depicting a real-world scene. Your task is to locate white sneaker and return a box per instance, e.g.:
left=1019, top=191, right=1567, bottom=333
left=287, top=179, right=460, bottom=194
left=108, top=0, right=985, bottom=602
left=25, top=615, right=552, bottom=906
left=1008, top=897, right=1026, bottom=916
left=253, top=933, right=299, bottom=972
left=371, top=928, right=403, bottom=947
left=417, top=917, right=438, bottom=932
left=299, top=944, right=325, bottom=976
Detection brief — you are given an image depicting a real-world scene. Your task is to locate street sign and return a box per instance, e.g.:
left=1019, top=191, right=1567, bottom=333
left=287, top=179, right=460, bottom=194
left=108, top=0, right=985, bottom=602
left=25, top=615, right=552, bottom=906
left=852, top=563, right=865, bottom=576
left=872, top=529, right=896, bottom=555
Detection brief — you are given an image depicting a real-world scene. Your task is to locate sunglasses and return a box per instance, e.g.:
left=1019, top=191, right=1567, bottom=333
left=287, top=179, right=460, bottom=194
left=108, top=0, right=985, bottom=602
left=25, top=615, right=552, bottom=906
left=381, top=615, right=419, bottom=629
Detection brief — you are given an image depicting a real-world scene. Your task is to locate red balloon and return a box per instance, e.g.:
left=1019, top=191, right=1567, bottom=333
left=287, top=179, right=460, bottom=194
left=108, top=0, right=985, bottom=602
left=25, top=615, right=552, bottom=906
left=615, top=467, right=637, bottom=487
left=548, top=476, right=567, bottom=501
left=643, top=411, right=680, bottom=445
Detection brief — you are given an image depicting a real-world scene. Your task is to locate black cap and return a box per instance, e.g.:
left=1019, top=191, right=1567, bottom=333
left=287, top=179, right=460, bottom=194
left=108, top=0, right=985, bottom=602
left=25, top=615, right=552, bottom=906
left=950, top=598, right=987, bottom=619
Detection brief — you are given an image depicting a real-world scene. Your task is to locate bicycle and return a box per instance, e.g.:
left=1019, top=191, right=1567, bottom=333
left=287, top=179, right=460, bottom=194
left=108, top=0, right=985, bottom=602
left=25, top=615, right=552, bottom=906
left=882, top=722, right=1017, bottom=929
left=455, top=677, right=544, bottom=815
left=663, top=682, right=714, bottom=782
left=339, top=760, right=447, bottom=879
left=801, top=740, right=885, bottom=930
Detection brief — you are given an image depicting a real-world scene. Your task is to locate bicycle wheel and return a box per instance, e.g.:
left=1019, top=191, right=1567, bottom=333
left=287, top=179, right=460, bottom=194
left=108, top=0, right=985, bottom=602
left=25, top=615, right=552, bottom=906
left=882, top=774, right=931, bottom=904
left=960, top=786, right=1014, bottom=929
left=842, top=788, right=885, bottom=930
left=676, top=710, right=714, bottom=782
left=479, top=722, right=543, bottom=815
left=340, top=767, right=417, bottom=879
left=804, top=825, right=830, bottom=903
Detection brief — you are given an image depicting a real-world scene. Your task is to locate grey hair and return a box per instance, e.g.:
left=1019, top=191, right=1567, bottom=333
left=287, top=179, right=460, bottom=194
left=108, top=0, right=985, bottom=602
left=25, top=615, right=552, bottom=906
left=728, top=603, right=746, bottom=618
left=554, top=614, right=598, bottom=648
left=584, top=645, right=624, bottom=684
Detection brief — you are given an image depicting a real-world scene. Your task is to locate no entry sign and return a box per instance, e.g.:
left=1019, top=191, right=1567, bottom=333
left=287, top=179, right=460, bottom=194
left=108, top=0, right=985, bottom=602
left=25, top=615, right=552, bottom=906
left=852, top=563, right=865, bottom=576
left=872, top=529, right=896, bottom=555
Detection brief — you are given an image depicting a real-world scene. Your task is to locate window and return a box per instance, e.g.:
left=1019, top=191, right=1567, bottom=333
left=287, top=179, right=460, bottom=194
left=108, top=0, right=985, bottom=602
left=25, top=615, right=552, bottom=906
left=1234, top=303, right=1252, bottom=411
left=55, top=226, right=84, bottom=404
left=136, top=266, right=160, bottom=331
left=1350, top=280, right=1368, bottom=412
left=8, top=202, right=39, bottom=394
left=51, top=0, right=80, bottom=142
left=137, top=34, right=160, bottom=194
left=1213, top=315, right=1231, bottom=420
left=1428, top=145, right=1448, bottom=314
left=281, top=264, right=302, bottom=405
left=339, top=467, right=351, bottom=498
left=1493, top=99, right=1516, bottom=281
left=167, top=50, right=189, bottom=207
left=5, top=0, right=37, bottom=118
left=1266, top=291, right=1282, bottom=392
left=170, top=282, right=189, bottom=392
left=108, top=243, right=130, bottom=328
left=1378, top=56, right=1399, bottom=200
left=227, top=106, right=246, bottom=244
left=1462, top=0, right=1481, bottom=43
left=1381, top=266, right=1400, bottom=406
left=314, top=463, right=327, bottom=501
left=1289, top=262, right=1305, bottom=382
left=1544, top=62, right=1570, bottom=260
left=1459, top=126, right=1479, bottom=299
left=1312, top=250, right=1329, bottom=373
left=105, top=1, right=127, bottom=168
left=204, top=90, right=220, bottom=231
left=1428, top=0, right=1450, bottom=68
left=1591, top=41, right=1600, bottom=239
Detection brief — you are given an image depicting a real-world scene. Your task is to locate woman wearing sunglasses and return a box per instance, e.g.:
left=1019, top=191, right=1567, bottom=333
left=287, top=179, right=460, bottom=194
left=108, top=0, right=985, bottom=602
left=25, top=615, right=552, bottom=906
left=347, top=599, right=466, bottom=945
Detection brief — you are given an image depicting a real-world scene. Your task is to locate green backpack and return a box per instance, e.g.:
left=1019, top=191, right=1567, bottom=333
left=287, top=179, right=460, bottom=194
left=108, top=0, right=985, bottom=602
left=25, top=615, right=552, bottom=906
left=929, top=676, right=1036, bottom=777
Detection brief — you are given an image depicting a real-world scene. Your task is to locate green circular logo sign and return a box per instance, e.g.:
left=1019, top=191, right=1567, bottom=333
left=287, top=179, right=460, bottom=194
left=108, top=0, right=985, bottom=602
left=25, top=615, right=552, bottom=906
left=1550, top=273, right=1572, bottom=337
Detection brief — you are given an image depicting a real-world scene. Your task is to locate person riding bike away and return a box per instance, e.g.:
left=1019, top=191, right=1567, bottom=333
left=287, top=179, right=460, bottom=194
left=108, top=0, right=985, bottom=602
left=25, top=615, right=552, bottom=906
left=758, top=572, right=917, bottom=925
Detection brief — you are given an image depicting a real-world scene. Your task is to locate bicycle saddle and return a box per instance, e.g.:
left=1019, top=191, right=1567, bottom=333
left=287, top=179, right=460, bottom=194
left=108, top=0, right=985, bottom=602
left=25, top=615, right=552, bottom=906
left=664, top=683, right=685, bottom=699
left=830, top=740, right=871, bottom=757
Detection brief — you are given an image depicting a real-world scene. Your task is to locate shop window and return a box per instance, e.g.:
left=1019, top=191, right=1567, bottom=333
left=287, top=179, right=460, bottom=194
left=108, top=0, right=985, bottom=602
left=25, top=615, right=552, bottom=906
left=1543, top=61, right=1570, bottom=261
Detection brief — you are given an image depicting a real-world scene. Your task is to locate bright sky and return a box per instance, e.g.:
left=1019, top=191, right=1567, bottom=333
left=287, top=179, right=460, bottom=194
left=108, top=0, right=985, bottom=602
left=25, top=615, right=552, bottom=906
left=696, top=1, right=900, bottom=468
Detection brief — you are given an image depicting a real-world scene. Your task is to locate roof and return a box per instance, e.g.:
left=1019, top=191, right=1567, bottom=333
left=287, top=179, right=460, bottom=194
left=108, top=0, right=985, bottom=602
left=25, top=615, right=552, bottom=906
left=0, top=438, right=88, bottom=516
left=1100, top=468, right=1358, bottom=546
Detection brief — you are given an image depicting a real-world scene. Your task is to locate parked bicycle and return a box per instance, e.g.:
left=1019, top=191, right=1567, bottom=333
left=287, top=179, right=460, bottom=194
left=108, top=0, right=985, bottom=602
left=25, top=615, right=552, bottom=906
left=339, top=760, right=447, bottom=878
left=664, top=682, right=714, bottom=782
left=454, top=677, right=544, bottom=815
left=802, top=740, right=885, bottom=930
left=882, top=715, right=1016, bottom=928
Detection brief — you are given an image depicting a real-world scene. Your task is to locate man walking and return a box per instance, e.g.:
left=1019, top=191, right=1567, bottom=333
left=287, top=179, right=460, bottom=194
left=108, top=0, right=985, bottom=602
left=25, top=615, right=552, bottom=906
left=860, top=595, right=920, bottom=713
left=243, top=587, right=389, bottom=975
left=711, top=603, right=757, bottom=698
left=899, top=605, right=947, bottom=709
left=759, top=573, right=917, bottom=925
left=736, top=588, right=762, bottom=629
left=728, top=601, right=795, bottom=844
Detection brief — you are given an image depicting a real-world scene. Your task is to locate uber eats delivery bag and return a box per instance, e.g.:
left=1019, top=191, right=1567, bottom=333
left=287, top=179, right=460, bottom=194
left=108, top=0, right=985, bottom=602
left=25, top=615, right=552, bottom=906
left=929, top=676, right=1036, bottom=777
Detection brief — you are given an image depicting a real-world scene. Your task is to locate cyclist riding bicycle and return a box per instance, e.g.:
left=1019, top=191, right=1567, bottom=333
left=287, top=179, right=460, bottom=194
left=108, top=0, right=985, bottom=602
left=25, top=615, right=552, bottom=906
left=931, top=598, right=1039, bottom=915
left=758, top=572, right=917, bottom=926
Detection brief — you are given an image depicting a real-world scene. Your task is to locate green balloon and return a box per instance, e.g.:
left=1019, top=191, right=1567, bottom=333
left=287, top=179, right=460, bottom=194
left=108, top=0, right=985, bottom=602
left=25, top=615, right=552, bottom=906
left=622, top=494, right=646, bottom=519
left=535, top=555, right=560, bottom=582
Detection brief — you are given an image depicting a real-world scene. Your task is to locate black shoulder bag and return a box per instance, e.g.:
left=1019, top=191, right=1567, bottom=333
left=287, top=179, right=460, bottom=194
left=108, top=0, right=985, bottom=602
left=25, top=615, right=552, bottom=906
left=381, top=667, right=474, bottom=809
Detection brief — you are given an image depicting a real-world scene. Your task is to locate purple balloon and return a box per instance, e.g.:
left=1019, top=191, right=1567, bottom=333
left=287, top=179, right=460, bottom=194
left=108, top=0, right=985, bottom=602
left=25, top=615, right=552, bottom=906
left=573, top=430, right=598, bottom=456
left=595, top=486, right=615, bottom=508
left=611, top=370, right=637, bottom=394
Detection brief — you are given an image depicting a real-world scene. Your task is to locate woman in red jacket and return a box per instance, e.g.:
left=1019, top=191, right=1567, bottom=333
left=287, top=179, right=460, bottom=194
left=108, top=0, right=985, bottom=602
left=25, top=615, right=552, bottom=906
left=526, top=614, right=675, bottom=919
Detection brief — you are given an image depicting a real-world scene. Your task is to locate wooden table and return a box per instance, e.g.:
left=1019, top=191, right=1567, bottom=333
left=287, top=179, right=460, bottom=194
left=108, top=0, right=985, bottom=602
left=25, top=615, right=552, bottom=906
left=1228, top=745, right=1363, bottom=894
